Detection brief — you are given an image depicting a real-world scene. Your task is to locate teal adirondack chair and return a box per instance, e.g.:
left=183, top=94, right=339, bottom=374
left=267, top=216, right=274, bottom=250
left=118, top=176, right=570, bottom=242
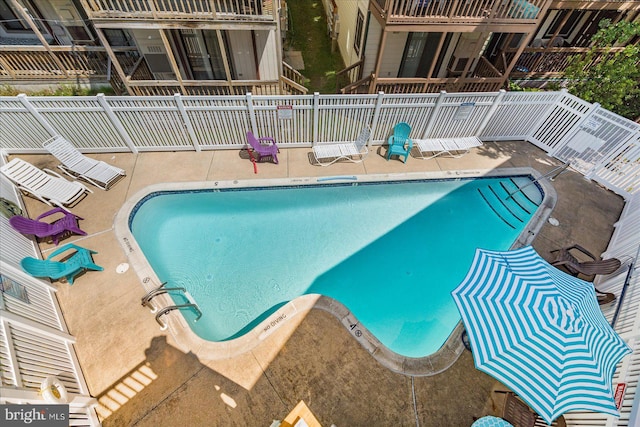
left=386, top=122, right=413, bottom=163
left=21, top=243, right=103, bottom=285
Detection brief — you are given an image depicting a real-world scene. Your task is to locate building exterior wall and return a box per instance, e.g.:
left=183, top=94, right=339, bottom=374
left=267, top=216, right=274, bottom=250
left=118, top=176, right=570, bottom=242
left=378, top=31, right=407, bottom=78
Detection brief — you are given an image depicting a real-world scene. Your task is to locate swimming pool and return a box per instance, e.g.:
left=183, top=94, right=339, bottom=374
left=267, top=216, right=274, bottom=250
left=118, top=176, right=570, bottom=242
left=121, top=170, right=554, bottom=362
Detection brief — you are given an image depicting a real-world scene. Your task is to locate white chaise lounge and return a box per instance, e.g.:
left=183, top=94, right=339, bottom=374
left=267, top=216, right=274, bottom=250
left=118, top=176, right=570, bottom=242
left=414, top=136, right=483, bottom=159
left=0, top=158, right=91, bottom=208
left=43, top=135, right=126, bottom=190
left=312, top=126, right=371, bottom=166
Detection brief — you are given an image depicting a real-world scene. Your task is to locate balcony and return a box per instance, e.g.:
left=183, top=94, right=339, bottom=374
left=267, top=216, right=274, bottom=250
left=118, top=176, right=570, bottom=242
left=504, top=46, right=631, bottom=78
left=341, top=56, right=505, bottom=94
left=373, top=0, right=544, bottom=25
left=80, top=0, right=275, bottom=22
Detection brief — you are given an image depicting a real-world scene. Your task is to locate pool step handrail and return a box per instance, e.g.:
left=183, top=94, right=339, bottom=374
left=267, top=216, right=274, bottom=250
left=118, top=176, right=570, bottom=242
left=155, top=303, right=203, bottom=330
left=141, top=282, right=186, bottom=311
left=506, top=161, right=570, bottom=200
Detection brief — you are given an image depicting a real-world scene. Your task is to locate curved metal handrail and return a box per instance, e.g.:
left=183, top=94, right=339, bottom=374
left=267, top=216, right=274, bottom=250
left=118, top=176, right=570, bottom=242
left=155, top=304, right=202, bottom=330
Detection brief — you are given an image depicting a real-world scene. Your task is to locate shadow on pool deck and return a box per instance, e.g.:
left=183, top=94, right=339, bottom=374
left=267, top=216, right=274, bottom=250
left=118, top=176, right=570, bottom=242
left=12, top=141, right=625, bottom=426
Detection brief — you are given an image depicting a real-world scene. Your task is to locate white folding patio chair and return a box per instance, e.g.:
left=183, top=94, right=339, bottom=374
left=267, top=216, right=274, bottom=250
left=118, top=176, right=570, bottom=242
left=415, top=136, right=483, bottom=159
left=43, top=135, right=126, bottom=190
left=0, top=158, right=92, bottom=208
left=312, top=126, right=371, bottom=166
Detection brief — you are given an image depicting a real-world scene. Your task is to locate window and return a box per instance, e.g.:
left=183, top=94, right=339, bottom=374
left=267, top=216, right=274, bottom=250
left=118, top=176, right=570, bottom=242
left=544, top=10, right=582, bottom=39
left=0, top=0, right=28, bottom=31
left=353, top=10, right=364, bottom=55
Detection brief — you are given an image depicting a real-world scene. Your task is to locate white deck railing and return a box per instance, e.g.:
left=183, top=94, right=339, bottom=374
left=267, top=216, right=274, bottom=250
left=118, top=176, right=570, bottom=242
left=1, top=90, right=639, bottom=426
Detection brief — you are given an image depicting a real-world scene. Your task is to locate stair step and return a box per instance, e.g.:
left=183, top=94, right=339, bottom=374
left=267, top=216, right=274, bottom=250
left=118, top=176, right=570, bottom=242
left=477, top=188, right=515, bottom=229
left=508, top=177, right=541, bottom=207
left=499, top=181, right=532, bottom=215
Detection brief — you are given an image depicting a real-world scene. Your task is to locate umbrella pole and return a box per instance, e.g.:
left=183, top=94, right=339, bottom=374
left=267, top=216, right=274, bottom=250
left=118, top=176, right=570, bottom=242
left=611, top=244, right=640, bottom=328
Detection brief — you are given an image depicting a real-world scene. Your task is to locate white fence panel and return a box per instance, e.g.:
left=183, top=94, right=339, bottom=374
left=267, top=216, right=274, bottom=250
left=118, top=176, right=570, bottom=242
left=6, top=322, right=80, bottom=392
left=1, top=268, right=61, bottom=330
left=107, top=97, right=193, bottom=150
left=0, top=156, right=98, bottom=425
left=1, top=90, right=640, bottom=197
left=589, top=193, right=640, bottom=427
left=251, top=94, right=313, bottom=145
left=425, top=92, right=497, bottom=138
left=589, top=129, right=640, bottom=198
left=183, top=95, right=252, bottom=148
left=529, top=92, right=592, bottom=152
left=0, top=98, right=52, bottom=150
left=481, top=91, right=563, bottom=140
left=375, top=93, right=438, bottom=141
left=28, top=97, right=129, bottom=151
left=553, top=107, right=640, bottom=175
left=0, top=171, right=38, bottom=269
left=316, top=94, right=378, bottom=144
left=0, top=321, right=16, bottom=387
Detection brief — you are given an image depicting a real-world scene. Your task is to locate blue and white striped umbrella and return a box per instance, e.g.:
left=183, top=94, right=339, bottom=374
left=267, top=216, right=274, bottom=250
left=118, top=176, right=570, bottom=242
left=451, top=246, right=631, bottom=424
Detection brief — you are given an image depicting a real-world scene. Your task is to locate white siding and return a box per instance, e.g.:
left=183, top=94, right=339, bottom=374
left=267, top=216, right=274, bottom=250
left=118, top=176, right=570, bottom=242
left=362, top=15, right=382, bottom=77
left=334, top=0, right=368, bottom=66
left=255, top=29, right=279, bottom=80
left=228, top=30, right=257, bottom=80
left=379, top=32, right=407, bottom=78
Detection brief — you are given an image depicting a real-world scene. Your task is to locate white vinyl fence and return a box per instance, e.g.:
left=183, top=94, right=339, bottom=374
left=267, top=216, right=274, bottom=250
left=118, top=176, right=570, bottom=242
left=0, top=168, right=100, bottom=426
left=1, top=90, right=640, bottom=426
left=1, top=90, right=638, bottom=198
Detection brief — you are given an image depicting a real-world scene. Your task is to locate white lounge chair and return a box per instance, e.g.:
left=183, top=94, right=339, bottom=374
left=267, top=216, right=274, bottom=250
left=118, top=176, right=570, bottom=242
left=414, top=136, right=483, bottom=159
left=43, top=136, right=126, bottom=190
left=312, top=126, right=371, bottom=166
left=0, top=158, right=91, bottom=208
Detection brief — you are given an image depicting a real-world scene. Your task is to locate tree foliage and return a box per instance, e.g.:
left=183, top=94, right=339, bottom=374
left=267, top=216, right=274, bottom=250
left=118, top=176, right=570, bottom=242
left=564, top=19, right=640, bottom=120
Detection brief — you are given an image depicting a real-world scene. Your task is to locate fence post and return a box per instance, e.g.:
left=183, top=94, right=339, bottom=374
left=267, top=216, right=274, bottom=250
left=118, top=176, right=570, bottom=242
left=17, top=94, right=57, bottom=137
left=422, top=91, right=447, bottom=138
left=370, top=92, right=384, bottom=147
left=96, top=94, right=138, bottom=154
left=313, top=92, right=320, bottom=144
left=174, top=94, right=200, bottom=152
left=475, top=89, right=506, bottom=137
left=247, top=92, right=257, bottom=136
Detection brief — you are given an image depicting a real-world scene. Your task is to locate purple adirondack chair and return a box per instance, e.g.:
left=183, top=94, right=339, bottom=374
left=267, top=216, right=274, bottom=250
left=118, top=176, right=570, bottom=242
left=9, top=207, right=86, bottom=245
left=246, top=131, right=279, bottom=164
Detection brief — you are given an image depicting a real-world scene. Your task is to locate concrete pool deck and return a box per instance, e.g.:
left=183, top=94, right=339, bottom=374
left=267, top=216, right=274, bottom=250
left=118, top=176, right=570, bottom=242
left=11, top=141, right=625, bottom=426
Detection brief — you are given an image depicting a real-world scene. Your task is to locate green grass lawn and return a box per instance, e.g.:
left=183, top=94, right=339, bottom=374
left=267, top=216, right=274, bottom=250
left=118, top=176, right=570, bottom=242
left=286, top=0, right=346, bottom=94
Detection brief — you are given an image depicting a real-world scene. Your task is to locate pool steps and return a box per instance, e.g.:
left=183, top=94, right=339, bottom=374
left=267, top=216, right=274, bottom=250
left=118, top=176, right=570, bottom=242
left=478, top=177, right=542, bottom=229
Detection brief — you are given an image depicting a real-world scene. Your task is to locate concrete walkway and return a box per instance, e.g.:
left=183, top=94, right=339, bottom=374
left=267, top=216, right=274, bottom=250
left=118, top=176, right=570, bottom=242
left=14, top=141, right=624, bottom=426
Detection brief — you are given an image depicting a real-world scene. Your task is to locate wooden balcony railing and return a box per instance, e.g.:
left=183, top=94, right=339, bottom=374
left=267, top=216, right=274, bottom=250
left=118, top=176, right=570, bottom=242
left=346, top=75, right=504, bottom=94
left=374, top=0, right=545, bottom=24
left=80, top=0, right=275, bottom=21
left=335, top=59, right=364, bottom=93
left=504, top=46, right=630, bottom=77
left=126, top=79, right=296, bottom=96
left=282, top=61, right=306, bottom=88
left=0, top=46, right=136, bottom=79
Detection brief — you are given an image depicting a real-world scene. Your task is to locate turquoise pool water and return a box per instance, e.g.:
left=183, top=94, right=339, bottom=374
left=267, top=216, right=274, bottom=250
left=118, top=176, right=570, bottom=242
left=130, top=176, right=544, bottom=358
